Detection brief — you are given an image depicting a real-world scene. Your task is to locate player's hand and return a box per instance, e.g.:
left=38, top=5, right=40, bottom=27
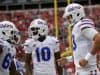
left=57, top=57, right=67, bottom=67
left=79, top=59, right=88, bottom=67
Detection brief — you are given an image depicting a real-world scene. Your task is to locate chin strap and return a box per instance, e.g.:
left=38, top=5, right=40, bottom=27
left=38, top=35, right=46, bottom=42
left=7, top=39, right=14, bottom=44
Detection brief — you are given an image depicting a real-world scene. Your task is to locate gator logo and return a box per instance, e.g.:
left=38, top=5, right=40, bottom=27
left=68, top=6, right=81, bottom=12
left=0, top=24, right=13, bottom=28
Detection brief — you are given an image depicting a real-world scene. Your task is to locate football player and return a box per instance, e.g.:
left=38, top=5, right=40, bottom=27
left=24, top=18, right=63, bottom=75
left=62, top=3, right=100, bottom=75
left=0, top=21, right=20, bottom=75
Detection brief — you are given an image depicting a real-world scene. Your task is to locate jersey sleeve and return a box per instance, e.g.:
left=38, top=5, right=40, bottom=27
left=23, top=39, right=32, bottom=53
left=79, top=19, right=98, bottom=40
left=52, top=37, right=60, bottom=53
left=78, top=19, right=95, bottom=30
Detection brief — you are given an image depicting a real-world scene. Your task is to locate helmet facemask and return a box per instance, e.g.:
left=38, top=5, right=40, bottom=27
left=29, top=18, right=48, bottom=40
left=29, top=25, right=48, bottom=40
left=30, top=26, right=40, bottom=40
left=10, top=30, right=21, bottom=44
left=1, top=29, right=21, bottom=44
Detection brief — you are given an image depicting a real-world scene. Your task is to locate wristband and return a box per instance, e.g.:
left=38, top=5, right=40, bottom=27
left=84, top=53, right=94, bottom=60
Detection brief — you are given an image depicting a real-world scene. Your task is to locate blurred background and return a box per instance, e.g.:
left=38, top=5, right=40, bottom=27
left=0, top=0, right=100, bottom=75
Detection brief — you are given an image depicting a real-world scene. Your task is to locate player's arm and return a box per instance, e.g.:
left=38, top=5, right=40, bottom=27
left=54, top=39, right=63, bottom=75
left=82, top=27, right=100, bottom=56
left=80, top=19, right=100, bottom=55
left=9, top=60, right=20, bottom=75
left=57, top=48, right=72, bottom=67
left=91, top=33, right=100, bottom=55
left=79, top=27, right=100, bottom=67
left=25, top=53, right=32, bottom=75
left=55, top=51, right=63, bottom=75
left=23, top=40, right=33, bottom=75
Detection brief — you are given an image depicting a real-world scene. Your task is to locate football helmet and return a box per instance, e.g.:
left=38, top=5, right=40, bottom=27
left=0, top=21, right=20, bottom=44
left=29, top=18, right=48, bottom=40
left=63, top=3, right=85, bottom=25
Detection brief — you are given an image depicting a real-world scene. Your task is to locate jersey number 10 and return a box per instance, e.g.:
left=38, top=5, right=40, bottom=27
left=35, top=47, right=51, bottom=62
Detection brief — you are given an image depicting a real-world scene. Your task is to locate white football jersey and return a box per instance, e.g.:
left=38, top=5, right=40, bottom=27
left=72, top=18, right=97, bottom=71
left=24, top=36, right=59, bottom=75
left=0, top=38, right=16, bottom=74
